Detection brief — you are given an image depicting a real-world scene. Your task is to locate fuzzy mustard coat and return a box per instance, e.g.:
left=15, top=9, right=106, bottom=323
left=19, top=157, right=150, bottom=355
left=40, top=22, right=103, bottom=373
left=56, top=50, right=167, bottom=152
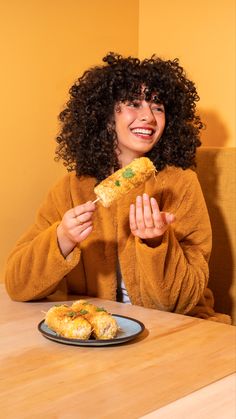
left=5, top=166, right=231, bottom=323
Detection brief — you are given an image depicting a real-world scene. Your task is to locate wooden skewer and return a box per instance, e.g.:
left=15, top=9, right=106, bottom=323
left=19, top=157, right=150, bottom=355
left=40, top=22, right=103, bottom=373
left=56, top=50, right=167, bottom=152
left=92, top=197, right=100, bottom=204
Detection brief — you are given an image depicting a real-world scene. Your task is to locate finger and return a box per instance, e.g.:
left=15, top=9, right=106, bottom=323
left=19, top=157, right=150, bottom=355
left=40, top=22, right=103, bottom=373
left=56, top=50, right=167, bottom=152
left=129, top=203, right=137, bottom=232
left=71, top=221, right=93, bottom=241
left=74, top=211, right=94, bottom=226
left=150, top=198, right=167, bottom=230
left=72, top=201, right=96, bottom=226
left=150, top=197, right=162, bottom=224
left=74, top=220, right=93, bottom=231
left=73, top=201, right=96, bottom=217
left=135, top=195, right=145, bottom=230
left=166, top=212, right=175, bottom=224
left=143, top=193, right=154, bottom=228
left=160, top=211, right=175, bottom=225
left=77, top=225, right=93, bottom=241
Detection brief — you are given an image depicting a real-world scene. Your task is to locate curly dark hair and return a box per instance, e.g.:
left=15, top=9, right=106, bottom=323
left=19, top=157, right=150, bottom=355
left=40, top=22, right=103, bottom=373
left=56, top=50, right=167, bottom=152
left=55, top=52, right=203, bottom=181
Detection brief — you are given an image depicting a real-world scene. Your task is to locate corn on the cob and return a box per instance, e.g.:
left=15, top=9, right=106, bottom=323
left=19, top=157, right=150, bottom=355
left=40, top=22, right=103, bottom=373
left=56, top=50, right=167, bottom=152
left=72, top=300, right=118, bottom=340
left=94, top=157, right=156, bottom=207
left=86, top=311, right=118, bottom=340
left=45, top=304, right=92, bottom=339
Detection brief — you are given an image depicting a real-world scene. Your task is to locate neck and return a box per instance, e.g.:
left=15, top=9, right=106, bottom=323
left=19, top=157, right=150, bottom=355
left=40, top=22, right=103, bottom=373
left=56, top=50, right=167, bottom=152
left=117, top=150, right=144, bottom=168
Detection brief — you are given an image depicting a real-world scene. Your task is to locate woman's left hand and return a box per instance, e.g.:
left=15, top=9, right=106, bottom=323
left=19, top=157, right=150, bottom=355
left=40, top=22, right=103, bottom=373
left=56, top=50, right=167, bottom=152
left=129, top=193, right=175, bottom=239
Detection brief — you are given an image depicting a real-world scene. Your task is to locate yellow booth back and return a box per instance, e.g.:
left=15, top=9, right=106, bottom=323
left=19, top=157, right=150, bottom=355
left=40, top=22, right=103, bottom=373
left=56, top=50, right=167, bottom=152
left=196, top=147, right=236, bottom=324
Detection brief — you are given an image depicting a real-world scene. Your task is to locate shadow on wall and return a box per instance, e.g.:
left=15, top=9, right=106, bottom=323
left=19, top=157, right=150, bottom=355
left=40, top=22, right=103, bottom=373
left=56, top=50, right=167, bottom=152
left=196, top=145, right=235, bottom=322
left=199, top=109, right=229, bottom=147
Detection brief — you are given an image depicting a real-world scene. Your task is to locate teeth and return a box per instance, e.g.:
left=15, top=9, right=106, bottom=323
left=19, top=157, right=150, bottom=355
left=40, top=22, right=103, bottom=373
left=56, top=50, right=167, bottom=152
left=132, top=128, right=153, bottom=135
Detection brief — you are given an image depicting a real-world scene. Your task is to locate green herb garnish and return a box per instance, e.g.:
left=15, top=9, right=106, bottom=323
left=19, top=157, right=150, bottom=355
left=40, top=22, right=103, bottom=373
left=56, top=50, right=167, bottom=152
left=115, top=180, right=121, bottom=186
left=96, top=307, right=107, bottom=312
left=122, top=168, right=135, bottom=179
left=79, top=309, right=89, bottom=315
left=66, top=311, right=77, bottom=317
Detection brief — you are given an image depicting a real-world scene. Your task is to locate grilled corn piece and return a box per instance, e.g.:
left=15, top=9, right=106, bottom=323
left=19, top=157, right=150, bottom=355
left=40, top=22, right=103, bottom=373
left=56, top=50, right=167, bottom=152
left=45, top=305, right=92, bottom=339
left=94, top=157, right=156, bottom=207
left=72, top=300, right=118, bottom=340
left=86, top=311, right=118, bottom=340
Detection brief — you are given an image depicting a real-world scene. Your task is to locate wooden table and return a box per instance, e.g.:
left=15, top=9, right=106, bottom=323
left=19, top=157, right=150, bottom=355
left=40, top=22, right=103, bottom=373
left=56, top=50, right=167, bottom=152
left=0, top=285, right=235, bottom=418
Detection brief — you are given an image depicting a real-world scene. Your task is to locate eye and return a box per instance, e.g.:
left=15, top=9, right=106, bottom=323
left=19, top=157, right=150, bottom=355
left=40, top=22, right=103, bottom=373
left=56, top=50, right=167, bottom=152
left=151, top=104, right=165, bottom=113
left=126, top=100, right=141, bottom=108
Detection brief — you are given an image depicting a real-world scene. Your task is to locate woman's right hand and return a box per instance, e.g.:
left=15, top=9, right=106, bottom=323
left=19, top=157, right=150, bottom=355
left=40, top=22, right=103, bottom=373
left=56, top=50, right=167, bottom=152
left=57, top=201, right=96, bottom=257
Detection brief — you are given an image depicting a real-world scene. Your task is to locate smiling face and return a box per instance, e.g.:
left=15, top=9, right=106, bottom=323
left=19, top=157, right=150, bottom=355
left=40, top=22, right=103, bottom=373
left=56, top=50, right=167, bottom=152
left=114, top=96, right=165, bottom=167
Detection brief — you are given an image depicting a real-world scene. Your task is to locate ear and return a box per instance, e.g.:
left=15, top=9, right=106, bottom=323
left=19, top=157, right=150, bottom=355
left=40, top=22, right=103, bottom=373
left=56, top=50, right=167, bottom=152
left=114, top=104, right=121, bottom=113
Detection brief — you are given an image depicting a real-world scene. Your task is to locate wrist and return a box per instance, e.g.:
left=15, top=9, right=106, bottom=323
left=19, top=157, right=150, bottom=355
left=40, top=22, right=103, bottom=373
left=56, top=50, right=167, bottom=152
left=57, top=224, right=77, bottom=258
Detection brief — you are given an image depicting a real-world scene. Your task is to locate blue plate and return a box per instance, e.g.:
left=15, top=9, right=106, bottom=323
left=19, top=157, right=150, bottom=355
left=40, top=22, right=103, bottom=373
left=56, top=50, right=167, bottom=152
left=38, top=314, right=145, bottom=346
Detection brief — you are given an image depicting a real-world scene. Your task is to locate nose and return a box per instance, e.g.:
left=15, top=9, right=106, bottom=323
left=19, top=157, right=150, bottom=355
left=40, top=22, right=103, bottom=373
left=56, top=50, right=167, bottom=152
left=138, top=104, right=155, bottom=123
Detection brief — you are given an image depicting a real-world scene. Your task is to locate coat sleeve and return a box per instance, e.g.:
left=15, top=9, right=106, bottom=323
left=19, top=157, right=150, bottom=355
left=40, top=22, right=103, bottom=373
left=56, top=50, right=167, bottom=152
left=5, top=175, right=81, bottom=301
left=135, top=169, right=212, bottom=314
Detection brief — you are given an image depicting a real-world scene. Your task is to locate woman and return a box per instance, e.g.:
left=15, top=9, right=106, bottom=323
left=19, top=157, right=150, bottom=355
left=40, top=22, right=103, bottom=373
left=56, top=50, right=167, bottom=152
left=5, top=53, right=229, bottom=322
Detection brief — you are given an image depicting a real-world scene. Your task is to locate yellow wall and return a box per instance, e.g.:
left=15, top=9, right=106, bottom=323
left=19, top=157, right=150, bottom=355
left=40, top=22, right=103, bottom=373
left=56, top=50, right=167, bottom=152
left=139, top=0, right=236, bottom=148
left=0, top=0, right=139, bottom=280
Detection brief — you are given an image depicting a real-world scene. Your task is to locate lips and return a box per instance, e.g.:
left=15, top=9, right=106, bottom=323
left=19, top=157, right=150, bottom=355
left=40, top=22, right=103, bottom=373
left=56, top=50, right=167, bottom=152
left=132, top=128, right=153, bottom=134
left=131, top=127, right=155, bottom=139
